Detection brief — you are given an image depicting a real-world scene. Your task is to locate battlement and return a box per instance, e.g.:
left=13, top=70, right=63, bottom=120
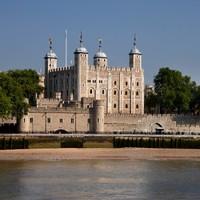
left=49, top=65, right=74, bottom=73
left=109, top=66, right=131, bottom=72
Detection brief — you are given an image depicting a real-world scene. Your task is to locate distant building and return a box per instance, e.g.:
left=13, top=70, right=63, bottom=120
left=20, top=34, right=200, bottom=134
left=44, top=34, right=144, bottom=114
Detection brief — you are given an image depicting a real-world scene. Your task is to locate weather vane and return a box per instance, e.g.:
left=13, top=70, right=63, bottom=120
left=98, top=38, right=102, bottom=52
left=133, top=33, right=136, bottom=48
left=80, top=32, right=83, bottom=47
left=49, top=38, right=53, bottom=50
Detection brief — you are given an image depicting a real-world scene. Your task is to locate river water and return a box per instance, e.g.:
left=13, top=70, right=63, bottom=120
left=0, top=159, right=200, bottom=200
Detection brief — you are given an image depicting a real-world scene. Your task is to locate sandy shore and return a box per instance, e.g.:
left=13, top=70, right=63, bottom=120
left=0, top=148, right=200, bottom=161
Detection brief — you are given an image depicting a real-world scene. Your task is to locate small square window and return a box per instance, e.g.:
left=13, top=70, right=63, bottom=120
left=48, top=118, right=51, bottom=123
left=71, top=118, right=74, bottom=123
left=60, top=119, right=63, bottom=123
left=30, top=118, right=33, bottom=123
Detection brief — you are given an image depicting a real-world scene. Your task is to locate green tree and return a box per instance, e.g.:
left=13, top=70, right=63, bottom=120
left=145, top=93, right=158, bottom=114
left=0, top=89, right=12, bottom=117
left=7, top=69, right=43, bottom=106
left=154, top=67, right=193, bottom=114
left=0, top=72, right=28, bottom=120
left=190, top=84, right=200, bottom=114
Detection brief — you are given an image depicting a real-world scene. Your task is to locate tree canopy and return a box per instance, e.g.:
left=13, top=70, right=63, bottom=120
left=0, top=69, right=43, bottom=120
left=145, top=67, right=200, bottom=114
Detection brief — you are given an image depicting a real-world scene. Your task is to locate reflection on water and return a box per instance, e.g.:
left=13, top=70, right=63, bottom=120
left=0, top=159, right=200, bottom=200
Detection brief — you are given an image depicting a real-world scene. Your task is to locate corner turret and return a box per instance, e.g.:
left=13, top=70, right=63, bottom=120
left=74, top=32, right=89, bottom=101
left=44, top=38, right=58, bottom=98
left=129, top=34, right=142, bottom=69
left=94, top=39, right=108, bottom=68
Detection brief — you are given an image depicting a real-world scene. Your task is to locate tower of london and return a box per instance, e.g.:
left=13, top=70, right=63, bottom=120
left=44, top=33, right=144, bottom=114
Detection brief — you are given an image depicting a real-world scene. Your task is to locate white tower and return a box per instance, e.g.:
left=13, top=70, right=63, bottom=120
left=74, top=33, right=89, bottom=101
left=44, top=38, right=58, bottom=98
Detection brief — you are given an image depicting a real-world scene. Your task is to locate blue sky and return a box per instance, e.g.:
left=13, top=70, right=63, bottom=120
left=0, top=0, right=200, bottom=84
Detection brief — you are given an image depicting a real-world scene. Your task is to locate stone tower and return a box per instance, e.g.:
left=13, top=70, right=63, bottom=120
left=129, top=35, right=142, bottom=69
left=129, top=35, right=144, bottom=114
left=44, top=38, right=58, bottom=98
left=94, top=100, right=104, bottom=132
left=94, top=39, right=108, bottom=68
left=74, top=33, right=89, bottom=101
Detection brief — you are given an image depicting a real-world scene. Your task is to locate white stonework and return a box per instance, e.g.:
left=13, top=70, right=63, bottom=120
left=19, top=35, right=200, bottom=134
left=44, top=35, right=144, bottom=115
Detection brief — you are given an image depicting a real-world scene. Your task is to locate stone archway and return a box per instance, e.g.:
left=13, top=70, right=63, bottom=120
left=54, top=129, right=68, bottom=134
left=151, top=123, right=164, bottom=133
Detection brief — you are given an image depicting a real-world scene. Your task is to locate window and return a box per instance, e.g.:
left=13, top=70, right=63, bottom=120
left=87, top=80, right=91, bottom=83
left=114, top=81, right=117, bottom=85
left=125, top=91, right=128, bottom=95
left=114, top=103, right=117, bottom=108
left=136, top=82, right=139, bottom=86
left=125, top=81, right=128, bottom=86
left=48, top=118, right=51, bottom=123
left=114, top=90, right=117, bottom=95
left=88, top=119, right=90, bottom=124
left=136, top=104, right=139, bottom=109
left=99, top=80, right=103, bottom=83
left=30, top=118, right=33, bottom=123
left=71, top=118, right=74, bottom=123
left=102, top=90, right=105, bottom=95
left=90, top=89, right=93, bottom=94
left=92, top=80, right=96, bottom=83
left=136, top=91, right=139, bottom=96
left=60, top=119, right=63, bottom=123
left=125, top=104, right=128, bottom=108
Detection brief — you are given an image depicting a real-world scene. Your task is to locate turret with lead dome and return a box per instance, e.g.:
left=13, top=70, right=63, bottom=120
left=94, top=39, right=108, bottom=68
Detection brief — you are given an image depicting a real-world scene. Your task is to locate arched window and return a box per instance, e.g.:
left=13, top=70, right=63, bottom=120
left=136, top=82, right=139, bottom=86
left=114, top=104, right=117, bottom=108
left=90, top=89, right=93, bottom=94
left=125, top=91, right=128, bottom=95
left=102, top=89, right=105, bottom=95
left=136, top=91, right=139, bottom=96
left=125, top=104, right=128, bottom=108
left=136, top=104, right=139, bottom=109
left=125, top=81, right=128, bottom=86
left=114, top=81, right=117, bottom=85
left=114, top=90, right=117, bottom=95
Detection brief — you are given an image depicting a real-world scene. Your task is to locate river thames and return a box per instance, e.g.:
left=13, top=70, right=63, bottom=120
left=0, top=159, right=200, bottom=200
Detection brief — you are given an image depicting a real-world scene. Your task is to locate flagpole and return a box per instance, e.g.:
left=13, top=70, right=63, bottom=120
left=65, top=30, right=67, bottom=67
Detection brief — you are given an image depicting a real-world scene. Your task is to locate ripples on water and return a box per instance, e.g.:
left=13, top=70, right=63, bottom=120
left=0, top=159, right=200, bottom=200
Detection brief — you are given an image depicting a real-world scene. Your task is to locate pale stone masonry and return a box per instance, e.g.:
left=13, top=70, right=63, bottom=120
left=19, top=34, right=200, bottom=133
left=44, top=34, right=144, bottom=114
